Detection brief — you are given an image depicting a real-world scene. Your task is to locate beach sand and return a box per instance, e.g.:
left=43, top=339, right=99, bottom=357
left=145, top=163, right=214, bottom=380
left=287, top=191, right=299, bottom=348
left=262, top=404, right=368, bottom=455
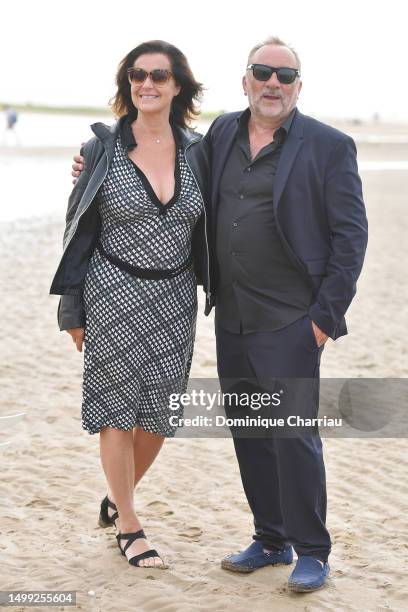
left=1, top=130, right=407, bottom=611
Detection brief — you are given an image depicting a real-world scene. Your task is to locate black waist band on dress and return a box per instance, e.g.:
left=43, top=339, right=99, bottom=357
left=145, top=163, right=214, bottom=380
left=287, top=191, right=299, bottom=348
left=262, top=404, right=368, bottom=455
left=95, top=240, right=193, bottom=280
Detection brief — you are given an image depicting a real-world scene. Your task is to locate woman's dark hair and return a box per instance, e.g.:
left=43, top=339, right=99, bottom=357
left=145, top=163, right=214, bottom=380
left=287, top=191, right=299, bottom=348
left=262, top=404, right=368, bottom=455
left=110, top=40, right=203, bottom=128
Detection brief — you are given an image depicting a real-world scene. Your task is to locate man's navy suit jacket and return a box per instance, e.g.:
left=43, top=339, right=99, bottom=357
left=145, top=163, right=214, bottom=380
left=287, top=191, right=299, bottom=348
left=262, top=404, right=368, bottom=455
left=205, top=108, right=368, bottom=340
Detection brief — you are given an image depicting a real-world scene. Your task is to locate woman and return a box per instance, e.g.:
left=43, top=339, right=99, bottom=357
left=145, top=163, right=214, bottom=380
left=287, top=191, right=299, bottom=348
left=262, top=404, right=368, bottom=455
left=50, top=40, right=212, bottom=568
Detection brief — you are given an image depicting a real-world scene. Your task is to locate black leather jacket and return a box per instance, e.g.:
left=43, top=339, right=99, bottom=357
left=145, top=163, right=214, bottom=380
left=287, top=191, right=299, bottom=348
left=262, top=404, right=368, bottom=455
left=50, top=117, right=214, bottom=330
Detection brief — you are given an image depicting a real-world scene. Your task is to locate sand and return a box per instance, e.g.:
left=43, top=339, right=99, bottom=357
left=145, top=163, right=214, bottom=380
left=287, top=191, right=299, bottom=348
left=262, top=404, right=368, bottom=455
left=0, top=126, right=407, bottom=611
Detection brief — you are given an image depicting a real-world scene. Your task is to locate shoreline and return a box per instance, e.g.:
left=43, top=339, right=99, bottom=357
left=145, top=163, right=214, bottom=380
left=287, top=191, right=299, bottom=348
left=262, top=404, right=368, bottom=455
left=2, top=141, right=408, bottom=160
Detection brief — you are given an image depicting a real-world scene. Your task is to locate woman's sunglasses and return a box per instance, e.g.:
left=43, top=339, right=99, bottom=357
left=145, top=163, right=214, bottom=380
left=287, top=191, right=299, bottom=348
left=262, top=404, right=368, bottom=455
left=127, top=67, right=173, bottom=86
left=247, top=64, right=300, bottom=84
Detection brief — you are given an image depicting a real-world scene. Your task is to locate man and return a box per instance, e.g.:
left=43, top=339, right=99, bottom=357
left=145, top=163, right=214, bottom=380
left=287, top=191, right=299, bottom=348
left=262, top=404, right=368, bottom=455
left=71, top=36, right=367, bottom=592
left=202, top=36, right=367, bottom=592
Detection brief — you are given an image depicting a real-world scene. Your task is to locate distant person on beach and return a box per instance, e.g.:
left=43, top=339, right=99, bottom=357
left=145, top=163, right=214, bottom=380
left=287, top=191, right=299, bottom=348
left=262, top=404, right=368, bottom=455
left=51, top=40, right=211, bottom=570
left=71, top=36, right=368, bottom=593
left=2, top=105, right=19, bottom=145
left=5, top=106, right=18, bottom=129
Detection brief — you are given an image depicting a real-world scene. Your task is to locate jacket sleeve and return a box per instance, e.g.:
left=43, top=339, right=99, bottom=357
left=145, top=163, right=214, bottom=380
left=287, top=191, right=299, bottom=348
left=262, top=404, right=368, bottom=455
left=58, top=139, right=97, bottom=331
left=62, top=139, right=95, bottom=247
left=308, top=136, right=368, bottom=337
left=58, top=294, right=86, bottom=330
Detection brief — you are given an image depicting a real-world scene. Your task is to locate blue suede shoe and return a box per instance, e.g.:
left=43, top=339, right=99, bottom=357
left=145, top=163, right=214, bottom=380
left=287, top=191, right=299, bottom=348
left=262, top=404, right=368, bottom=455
left=221, top=540, right=293, bottom=573
left=288, top=556, right=330, bottom=592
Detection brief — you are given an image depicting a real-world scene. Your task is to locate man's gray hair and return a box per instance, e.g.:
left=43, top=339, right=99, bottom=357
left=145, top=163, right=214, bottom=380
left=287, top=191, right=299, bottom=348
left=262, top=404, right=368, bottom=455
left=247, top=36, right=301, bottom=72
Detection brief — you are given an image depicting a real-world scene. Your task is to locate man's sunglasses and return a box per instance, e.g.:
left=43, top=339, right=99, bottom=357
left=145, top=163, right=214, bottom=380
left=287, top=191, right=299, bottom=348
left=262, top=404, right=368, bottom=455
left=127, top=67, right=173, bottom=86
left=247, top=64, right=300, bottom=84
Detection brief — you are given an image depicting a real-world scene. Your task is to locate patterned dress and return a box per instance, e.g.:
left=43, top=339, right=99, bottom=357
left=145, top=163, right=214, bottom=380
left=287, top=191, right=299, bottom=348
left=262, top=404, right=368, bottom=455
left=82, top=130, right=203, bottom=436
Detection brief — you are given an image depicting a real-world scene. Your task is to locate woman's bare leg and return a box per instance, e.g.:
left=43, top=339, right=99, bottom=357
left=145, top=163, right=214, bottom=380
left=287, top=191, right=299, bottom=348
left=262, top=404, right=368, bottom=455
left=132, top=426, right=165, bottom=486
left=102, top=427, right=164, bottom=508
left=99, top=426, right=164, bottom=567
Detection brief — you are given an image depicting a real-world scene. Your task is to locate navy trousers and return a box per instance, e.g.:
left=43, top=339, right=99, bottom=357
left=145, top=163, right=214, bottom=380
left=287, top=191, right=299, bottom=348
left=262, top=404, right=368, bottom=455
left=216, top=314, right=331, bottom=562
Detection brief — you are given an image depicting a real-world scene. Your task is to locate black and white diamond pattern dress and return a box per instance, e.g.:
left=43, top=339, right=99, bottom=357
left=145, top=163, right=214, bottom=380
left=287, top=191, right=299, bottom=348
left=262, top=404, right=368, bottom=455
left=82, top=135, right=203, bottom=436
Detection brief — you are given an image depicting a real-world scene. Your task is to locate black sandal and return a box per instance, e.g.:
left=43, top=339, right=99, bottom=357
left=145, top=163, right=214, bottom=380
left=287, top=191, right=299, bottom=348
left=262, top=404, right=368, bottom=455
left=116, top=529, right=166, bottom=568
left=99, top=496, right=118, bottom=528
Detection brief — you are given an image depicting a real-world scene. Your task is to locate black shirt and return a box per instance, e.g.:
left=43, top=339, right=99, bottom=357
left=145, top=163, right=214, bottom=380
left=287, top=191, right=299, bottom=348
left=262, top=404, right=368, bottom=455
left=215, top=108, right=313, bottom=334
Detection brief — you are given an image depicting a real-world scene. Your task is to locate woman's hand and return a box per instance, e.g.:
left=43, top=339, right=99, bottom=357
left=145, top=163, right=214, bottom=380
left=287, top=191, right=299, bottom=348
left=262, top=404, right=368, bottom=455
left=66, top=327, right=85, bottom=352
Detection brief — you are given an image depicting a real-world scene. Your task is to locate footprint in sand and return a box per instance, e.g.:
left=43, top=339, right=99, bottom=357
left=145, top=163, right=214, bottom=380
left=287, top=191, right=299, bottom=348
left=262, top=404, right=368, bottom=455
left=146, top=500, right=174, bottom=516
left=25, top=497, right=54, bottom=508
left=179, top=527, right=203, bottom=541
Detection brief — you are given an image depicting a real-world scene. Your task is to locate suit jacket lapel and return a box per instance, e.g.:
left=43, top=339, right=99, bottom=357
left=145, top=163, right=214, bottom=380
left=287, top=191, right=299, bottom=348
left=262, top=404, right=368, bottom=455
left=211, top=120, right=238, bottom=226
left=273, top=110, right=304, bottom=212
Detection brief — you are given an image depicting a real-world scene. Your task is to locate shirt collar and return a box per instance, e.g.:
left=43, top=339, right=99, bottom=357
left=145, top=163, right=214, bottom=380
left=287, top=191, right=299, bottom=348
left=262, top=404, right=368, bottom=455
left=281, top=107, right=296, bottom=134
left=238, top=106, right=297, bottom=139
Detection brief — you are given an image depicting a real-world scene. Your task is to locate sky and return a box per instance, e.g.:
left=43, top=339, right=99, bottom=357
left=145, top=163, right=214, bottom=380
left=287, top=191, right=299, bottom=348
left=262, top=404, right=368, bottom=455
left=1, top=0, right=408, bottom=121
